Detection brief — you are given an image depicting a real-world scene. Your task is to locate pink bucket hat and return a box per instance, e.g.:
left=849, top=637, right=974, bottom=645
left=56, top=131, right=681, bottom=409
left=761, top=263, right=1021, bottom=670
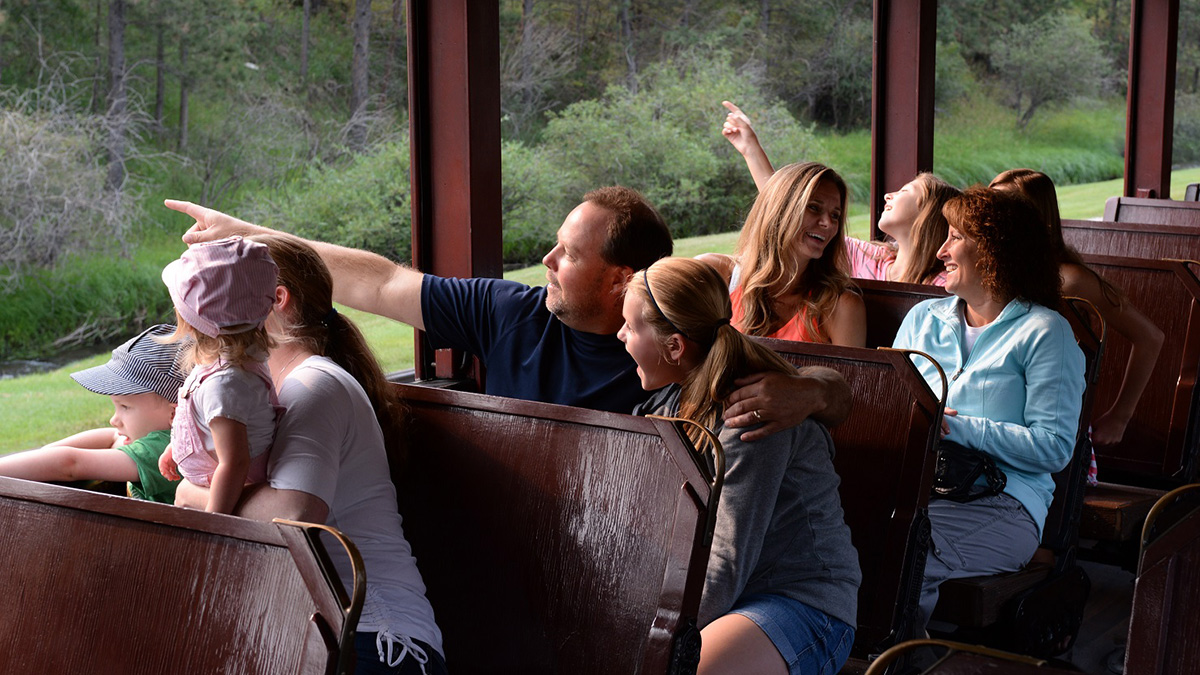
left=162, top=236, right=278, bottom=338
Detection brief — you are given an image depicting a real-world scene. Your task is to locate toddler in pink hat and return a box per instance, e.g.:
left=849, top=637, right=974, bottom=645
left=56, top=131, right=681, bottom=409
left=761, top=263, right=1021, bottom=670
left=159, top=236, right=285, bottom=514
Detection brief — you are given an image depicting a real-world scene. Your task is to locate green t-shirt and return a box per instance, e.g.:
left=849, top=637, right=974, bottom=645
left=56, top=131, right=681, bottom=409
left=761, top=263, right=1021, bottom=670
left=117, top=429, right=180, bottom=504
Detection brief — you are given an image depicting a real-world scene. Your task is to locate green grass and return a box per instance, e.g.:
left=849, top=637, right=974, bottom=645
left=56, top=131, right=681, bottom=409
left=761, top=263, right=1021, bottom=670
left=2, top=166, right=1199, bottom=455
left=0, top=352, right=113, bottom=453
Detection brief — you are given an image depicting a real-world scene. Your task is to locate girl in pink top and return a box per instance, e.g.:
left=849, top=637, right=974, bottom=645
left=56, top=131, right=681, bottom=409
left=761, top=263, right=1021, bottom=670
left=721, top=101, right=959, bottom=286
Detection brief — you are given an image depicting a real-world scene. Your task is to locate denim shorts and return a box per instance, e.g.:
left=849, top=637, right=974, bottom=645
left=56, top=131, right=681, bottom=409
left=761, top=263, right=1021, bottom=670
left=729, top=593, right=855, bottom=675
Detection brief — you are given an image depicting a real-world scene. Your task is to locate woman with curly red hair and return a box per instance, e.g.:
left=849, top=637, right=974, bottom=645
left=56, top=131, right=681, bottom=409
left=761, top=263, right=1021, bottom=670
left=891, top=186, right=1087, bottom=631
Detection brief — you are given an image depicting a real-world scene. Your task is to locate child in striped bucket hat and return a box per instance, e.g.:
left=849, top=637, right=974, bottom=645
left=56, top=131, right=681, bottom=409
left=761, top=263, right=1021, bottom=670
left=0, top=324, right=187, bottom=503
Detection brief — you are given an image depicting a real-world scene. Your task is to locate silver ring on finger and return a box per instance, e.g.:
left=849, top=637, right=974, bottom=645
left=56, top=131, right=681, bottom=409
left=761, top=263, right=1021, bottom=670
left=753, top=409, right=762, bottom=420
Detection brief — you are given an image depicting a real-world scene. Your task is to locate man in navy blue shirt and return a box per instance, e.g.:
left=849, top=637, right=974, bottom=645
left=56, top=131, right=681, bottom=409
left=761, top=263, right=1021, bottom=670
left=170, top=187, right=850, bottom=436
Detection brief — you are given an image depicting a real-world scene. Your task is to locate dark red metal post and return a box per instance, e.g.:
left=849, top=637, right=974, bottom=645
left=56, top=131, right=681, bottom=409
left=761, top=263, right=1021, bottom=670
left=406, top=1, right=502, bottom=380
left=1124, top=0, right=1180, bottom=199
left=869, top=0, right=937, bottom=239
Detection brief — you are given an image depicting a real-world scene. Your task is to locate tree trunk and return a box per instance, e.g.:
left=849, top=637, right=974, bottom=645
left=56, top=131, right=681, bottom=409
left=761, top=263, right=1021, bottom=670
left=301, top=0, right=311, bottom=89
left=348, top=0, right=371, bottom=150
left=521, top=0, right=535, bottom=110
left=92, top=0, right=105, bottom=114
left=760, top=0, right=771, bottom=36
left=154, top=20, right=165, bottom=130
left=382, top=0, right=403, bottom=104
left=105, top=0, right=127, bottom=192
left=619, top=0, right=637, bottom=93
left=178, top=41, right=189, bottom=152
left=679, top=0, right=696, bottom=28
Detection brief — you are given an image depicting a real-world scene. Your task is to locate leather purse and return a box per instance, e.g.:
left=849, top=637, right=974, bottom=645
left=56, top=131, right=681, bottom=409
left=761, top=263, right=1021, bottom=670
left=933, top=440, right=1007, bottom=502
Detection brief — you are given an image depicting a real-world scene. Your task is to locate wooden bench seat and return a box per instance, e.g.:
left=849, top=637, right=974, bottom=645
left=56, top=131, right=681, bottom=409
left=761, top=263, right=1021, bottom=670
left=855, top=278, right=948, bottom=348
left=1049, top=254, right=1200, bottom=554
left=1041, top=226, right=1200, bottom=550
left=1104, top=195, right=1200, bottom=227
left=393, top=384, right=716, bottom=674
left=1078, top=481, right=1164, bottom=541
left=1076, top=255, right=1200, bottom=488
left=933, top=565, right=1054, bottom=628
left=754, top=340, right=943, bottom=661
left=1062, top=217, right=1200, bottom=260
left=1125, top=484, right=1200, bottom=673
left=0, top=477, right=361, bottom=674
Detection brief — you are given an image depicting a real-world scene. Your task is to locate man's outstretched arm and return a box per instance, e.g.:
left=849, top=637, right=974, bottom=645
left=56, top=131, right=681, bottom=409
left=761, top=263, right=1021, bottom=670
left=166, top=199, right=426, bottom=330
left=722, top=366, right=853, bottom=441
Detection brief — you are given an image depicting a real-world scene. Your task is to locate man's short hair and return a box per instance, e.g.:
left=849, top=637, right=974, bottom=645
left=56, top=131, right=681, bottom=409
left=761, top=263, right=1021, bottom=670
left=583, top=186, right=672, bottom=271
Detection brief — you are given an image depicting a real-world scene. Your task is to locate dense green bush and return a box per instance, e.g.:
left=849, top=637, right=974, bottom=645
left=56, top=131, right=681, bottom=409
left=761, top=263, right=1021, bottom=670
left=497, top=48, right=820, bottom=265
left=935, top=42, right=975, bottom=113
left=0, top=247, right=175, bottom=359
left=501, top=140, right=576, bottom=264
left=991, top=12, right=1115, bottom=129
left=255, top=138, right=413, bottom=263
left=1175, top=94, right=1200, bottom=167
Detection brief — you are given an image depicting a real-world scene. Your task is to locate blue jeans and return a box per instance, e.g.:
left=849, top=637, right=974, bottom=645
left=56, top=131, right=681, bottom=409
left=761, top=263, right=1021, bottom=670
left=729, top=593, right=855, bottom=675
left=353, top=634, right=447, bottom=675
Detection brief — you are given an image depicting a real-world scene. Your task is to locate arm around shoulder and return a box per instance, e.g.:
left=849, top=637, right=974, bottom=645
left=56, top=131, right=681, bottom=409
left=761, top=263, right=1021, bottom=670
left=723, top=366, right=852, bottom=441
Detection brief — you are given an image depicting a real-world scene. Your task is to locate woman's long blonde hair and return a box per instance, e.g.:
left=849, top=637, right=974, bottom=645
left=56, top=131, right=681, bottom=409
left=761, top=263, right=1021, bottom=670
left=629, top=258, right=796, bottom=448
left=735, top=162, right=852, bottom=341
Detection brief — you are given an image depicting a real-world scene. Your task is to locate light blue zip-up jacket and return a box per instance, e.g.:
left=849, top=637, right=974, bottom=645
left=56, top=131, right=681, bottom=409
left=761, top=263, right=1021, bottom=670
left=893, top=295, right=1086, bottom=538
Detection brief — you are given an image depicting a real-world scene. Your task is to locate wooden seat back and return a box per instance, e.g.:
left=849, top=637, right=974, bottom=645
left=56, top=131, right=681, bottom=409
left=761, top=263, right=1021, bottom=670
left=1104, top=195, right=1200, bottom=227
left=753, top=340, right=943, bottom=656
left=1078, top=255, right=1200, bottom=483
left=1061, top=218, right=1200, bottom=260
left=0, top=477, right=360, bottom=674
left=856, top=279, right=949, bottom=348
left=393, top=384, right=715, bottom=674
left=1125, top=485, right=1200, bottom=674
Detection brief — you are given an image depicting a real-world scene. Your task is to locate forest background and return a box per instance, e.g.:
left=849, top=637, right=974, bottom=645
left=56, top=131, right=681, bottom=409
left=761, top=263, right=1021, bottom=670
left=2, top=0, right=1200, bottom=366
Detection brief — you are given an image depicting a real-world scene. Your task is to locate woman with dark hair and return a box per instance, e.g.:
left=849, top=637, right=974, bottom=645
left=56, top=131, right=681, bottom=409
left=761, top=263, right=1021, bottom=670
left=620, top=257, right=861, bottom=675
left=990, top=168, right=1163, bottom=449
left=176, top=233, right=446, bottom=675
left=891, top=187, right=1086, bottom=629
left=720, top=101, right=961, bottom=285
